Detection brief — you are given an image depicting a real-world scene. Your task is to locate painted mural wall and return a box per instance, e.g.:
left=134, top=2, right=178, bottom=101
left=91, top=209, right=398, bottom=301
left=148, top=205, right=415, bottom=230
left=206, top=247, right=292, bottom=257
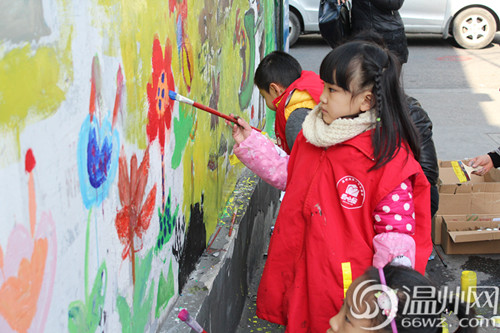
left=0, top=0, right=280, bottom=331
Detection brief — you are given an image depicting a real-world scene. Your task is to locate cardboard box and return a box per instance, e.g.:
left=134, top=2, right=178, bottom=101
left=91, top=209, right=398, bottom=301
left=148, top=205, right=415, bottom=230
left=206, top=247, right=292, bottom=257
left=441, top=216, right=500, bottom=254
left=438, top=160, right=486, bottom=184
left=438, top=160, right=500, bottom=187
left=437, top=183, right=500, bottom=215
left=437, top=160, right=500, bottom=218
left=433, top=161, right=500, bottom=244
left=432, top=214, right=500, bottom=244
left=432, top=215, right=441, bottom=244
left=433, top=186, right=500, bottom=244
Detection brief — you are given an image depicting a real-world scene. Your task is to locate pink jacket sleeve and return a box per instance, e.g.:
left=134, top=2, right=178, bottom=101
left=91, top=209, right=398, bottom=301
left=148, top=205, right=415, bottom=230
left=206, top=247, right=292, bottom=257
left=233, top=130, right=289, bottom=191
left=372, top=179, right=416, bottom=269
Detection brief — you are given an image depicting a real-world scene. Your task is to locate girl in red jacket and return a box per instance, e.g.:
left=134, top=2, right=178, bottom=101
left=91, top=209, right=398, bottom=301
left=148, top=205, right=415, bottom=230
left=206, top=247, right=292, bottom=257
left=228, top=40, right=432, bottom=332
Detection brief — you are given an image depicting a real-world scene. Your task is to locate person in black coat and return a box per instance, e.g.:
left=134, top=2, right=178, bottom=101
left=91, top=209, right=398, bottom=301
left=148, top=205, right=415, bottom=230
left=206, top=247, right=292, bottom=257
left=350, top=0, right=409, bottom=65
left=347, top=31, right=439, bottom=217
left=407, top=96, right=439, bottom=217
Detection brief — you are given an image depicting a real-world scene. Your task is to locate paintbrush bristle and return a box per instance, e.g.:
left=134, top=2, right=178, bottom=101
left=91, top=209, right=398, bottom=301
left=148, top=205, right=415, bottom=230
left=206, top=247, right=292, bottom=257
left=178, top=308, right=190, bottom=321
left=168, top=90, right=177, bottom=101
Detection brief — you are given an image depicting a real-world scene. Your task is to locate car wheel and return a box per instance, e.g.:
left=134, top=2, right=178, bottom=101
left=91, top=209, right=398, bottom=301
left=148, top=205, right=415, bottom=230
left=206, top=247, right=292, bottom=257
left=289, top=10, right=301, bottom=47
left=452, top=7, right=497, bottom=49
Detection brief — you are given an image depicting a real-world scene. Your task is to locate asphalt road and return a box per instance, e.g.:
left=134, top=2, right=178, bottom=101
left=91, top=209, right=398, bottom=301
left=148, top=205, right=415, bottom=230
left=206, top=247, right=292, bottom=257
left=236, top=33, right=500, bottom=333
left=289, top=32, right=500, bottom=161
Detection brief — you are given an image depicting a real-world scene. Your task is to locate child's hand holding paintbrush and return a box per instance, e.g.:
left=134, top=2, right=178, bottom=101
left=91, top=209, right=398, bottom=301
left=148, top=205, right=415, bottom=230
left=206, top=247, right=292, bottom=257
left=225, top=114, right=253, bottom=145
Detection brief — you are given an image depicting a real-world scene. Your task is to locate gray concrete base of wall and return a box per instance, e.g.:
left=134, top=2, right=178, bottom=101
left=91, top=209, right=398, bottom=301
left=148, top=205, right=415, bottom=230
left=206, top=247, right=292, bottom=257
left=158, top=169, right=281, bottom=333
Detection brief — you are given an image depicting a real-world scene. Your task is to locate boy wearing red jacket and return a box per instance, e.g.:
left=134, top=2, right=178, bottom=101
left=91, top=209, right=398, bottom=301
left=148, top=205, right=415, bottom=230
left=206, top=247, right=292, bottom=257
left=254, top=51, right=324, bottom=154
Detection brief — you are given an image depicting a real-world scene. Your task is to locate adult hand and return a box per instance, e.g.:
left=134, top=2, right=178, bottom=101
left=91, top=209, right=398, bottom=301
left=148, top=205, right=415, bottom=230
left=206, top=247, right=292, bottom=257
left=226, top=114, right=252, bottom=145
left=468, top=154, right=494, bottom=176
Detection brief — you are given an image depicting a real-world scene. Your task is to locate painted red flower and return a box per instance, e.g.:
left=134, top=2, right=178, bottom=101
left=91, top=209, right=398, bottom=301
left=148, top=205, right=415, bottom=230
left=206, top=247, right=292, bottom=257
left=146, top=37, right=176, bottom=153
left=169, top=0, right=187, bottom=19
left=115, top=146, right=156, bottom=283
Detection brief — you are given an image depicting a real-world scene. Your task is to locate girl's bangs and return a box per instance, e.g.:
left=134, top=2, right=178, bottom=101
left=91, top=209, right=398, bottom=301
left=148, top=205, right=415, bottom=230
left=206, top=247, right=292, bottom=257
left=320, top=43, right=359, bottom=90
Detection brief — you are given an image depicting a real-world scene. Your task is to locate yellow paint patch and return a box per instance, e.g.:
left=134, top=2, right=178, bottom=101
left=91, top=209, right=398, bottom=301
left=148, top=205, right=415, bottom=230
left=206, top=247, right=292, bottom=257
left=0, top=44, right=69, bottom=164
left=229, top=154, right=242, bottom=165
left=0, top=45, right=65, bottom=124
left=112, top=0, right=175, bottom=147
left=341, top=262, right=352, bottom=298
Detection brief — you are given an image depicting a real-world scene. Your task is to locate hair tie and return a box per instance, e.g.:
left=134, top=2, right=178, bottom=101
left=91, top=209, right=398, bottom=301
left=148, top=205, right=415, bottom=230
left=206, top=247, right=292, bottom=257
left=377, top=267, right=399, bottom=333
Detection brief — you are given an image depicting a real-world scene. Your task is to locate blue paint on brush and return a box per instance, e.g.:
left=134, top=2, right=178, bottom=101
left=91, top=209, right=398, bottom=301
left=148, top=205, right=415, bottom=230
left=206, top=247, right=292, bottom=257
left=168, top=90, right=177, bottom=101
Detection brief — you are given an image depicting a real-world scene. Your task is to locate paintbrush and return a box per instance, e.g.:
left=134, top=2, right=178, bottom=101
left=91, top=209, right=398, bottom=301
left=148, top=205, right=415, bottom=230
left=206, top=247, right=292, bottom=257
left=228, top=208, right=238, bottom=237
left=177, top=308, right=207, bottom=333
left=168, top=91, right=261, bottom=132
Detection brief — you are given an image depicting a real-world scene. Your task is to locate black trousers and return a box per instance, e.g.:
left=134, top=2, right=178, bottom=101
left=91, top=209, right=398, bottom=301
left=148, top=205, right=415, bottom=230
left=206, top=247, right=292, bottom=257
left=430, top=185, right=439, bottom=218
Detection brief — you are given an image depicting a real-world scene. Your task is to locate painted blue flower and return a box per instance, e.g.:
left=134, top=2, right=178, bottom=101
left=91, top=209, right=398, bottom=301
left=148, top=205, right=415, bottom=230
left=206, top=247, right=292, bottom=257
left=87, top=126, right=112, bottom=188
left=77, top=113, right=120, bottom=209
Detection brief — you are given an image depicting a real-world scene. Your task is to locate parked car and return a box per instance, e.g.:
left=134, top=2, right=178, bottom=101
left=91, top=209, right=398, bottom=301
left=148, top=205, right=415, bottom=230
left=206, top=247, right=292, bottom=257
left=288, top=0, right=500, bottom=49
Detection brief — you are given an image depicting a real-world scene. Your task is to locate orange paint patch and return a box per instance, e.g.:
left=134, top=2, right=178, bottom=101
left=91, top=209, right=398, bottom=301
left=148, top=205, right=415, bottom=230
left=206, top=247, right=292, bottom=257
left=156, top=71, right=170, bottom=118
left=0, top=238, right=48, bottom=333
left=29, top=173, right=37, bottom=238
left=112, top=66, right=124, bottom=129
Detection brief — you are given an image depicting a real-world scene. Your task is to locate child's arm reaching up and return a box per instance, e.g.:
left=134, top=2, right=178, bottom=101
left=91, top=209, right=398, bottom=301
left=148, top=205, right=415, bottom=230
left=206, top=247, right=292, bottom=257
left=372, top=179, right=416, bottom=269
left=226, top=116, right=289, bottom=191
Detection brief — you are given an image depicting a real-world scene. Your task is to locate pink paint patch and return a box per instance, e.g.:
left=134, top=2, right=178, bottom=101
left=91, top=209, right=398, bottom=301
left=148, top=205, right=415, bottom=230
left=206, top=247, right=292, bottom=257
left=3, top=226, right=34, bottom=278
left=436, top=55, right=472, bottom=61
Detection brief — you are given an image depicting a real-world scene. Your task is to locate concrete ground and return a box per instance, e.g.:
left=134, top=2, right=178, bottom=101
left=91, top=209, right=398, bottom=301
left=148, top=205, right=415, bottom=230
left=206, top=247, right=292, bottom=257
left=237, top=33, right=500, bottom=332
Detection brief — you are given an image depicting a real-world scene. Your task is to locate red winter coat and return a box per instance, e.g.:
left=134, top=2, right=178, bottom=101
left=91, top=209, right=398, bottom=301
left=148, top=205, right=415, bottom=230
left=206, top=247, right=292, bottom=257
left=273, top=71, right=323, bottom=154
left=256, top=130, right=432, bottom=332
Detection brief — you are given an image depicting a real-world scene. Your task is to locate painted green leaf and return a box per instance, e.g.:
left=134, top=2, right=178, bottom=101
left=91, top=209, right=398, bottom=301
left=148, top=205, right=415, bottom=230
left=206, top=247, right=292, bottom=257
left=117, top=249, right=155, bottom=333
left=155, top=260, right=175, bottom=318
left=68, top=263, right=107, bottom=333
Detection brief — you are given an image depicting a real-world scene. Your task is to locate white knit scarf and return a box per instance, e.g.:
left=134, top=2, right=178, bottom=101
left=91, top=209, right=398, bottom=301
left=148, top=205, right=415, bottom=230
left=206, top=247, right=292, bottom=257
left=302, top=103, right=376, bottom=148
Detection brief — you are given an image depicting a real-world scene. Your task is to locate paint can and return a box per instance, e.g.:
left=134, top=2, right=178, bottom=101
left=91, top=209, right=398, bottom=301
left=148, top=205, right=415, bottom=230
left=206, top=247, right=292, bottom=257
left=461, top=270, right=477, bottom=303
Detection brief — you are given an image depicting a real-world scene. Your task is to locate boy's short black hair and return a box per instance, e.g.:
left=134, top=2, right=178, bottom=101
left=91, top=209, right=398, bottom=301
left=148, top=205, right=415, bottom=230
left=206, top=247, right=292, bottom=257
left=254, top=51, right=302, bottom=92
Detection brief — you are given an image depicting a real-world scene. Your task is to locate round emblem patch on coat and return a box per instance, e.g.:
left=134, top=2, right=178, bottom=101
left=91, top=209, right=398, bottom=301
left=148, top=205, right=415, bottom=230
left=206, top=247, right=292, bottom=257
left=337, top=176, right=365, bottom=209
